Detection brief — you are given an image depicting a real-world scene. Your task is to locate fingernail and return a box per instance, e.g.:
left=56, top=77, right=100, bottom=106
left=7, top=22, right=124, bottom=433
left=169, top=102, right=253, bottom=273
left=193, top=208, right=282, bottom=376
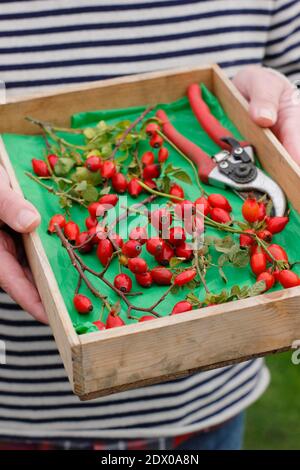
left=17, top=209, right=39, bottom=229
left=257, top=108, right=276, bottom=122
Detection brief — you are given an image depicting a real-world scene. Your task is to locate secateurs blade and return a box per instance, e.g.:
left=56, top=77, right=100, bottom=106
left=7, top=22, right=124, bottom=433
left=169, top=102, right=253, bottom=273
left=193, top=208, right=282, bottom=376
left=156, top=83, right=286, bottom=216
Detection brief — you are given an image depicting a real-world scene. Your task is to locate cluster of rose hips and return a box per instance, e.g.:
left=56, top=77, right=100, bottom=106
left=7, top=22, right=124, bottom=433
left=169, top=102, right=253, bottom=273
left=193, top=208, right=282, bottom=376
left=239, top=197, right=299, bottom=290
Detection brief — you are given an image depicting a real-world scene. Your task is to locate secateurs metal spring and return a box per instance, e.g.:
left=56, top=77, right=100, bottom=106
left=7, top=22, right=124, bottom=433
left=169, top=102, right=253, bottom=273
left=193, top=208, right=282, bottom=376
left=156, top=83, right=286, bottom=216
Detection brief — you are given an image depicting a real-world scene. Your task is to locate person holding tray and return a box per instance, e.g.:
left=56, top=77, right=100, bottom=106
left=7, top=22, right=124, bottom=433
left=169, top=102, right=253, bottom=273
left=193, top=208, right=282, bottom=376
left=0, top=0, right=299, bottom=451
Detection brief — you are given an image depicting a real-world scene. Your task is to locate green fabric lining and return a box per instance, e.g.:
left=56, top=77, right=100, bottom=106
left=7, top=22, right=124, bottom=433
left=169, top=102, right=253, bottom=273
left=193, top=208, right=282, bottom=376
left=2, top=84, right=300, bottom=329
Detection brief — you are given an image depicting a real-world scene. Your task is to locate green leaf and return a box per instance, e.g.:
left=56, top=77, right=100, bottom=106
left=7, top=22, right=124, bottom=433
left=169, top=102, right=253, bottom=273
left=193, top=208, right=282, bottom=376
left=54, top=157, right=75, bottom=176
left=74, top=180, right=88, bottom=192
left=249, top=281, right=266, bottom=297
left=186, top=292, right=201, bottom=306
left=100, top=185, right=111, bottom=195
left=82, top=184, right=99, bottom=202
left=218, top=266, right=228, bottom=283
left=169, top=257, right=185, bottom=268
left=172, top=170, right=192, bottom=185
left=161, top=175, right=171, bottom=194
left=171, top=284, right=180, bottom=295
left=83, top=128, right=96, bottom=139
left=230, top=249, right=250, bottom=268
left=72, top=167, right=102, bottom=186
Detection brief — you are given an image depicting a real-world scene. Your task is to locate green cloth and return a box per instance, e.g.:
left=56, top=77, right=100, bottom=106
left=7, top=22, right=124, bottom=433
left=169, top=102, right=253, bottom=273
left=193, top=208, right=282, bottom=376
left=2, top=85, right=300, bottom=328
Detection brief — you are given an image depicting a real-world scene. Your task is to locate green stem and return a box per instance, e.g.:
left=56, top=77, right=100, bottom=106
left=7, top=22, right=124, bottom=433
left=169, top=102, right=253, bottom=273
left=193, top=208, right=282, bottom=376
left=157, top=129, right=206, bottom=195
left=138, top=180, right=183, bottom=201
left=26, top=116, right=83, bottom=134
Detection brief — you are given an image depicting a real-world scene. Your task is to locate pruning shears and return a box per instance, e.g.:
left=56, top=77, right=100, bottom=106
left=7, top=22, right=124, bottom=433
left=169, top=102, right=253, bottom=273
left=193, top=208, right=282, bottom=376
left=156, top=83, right=286, bottom=216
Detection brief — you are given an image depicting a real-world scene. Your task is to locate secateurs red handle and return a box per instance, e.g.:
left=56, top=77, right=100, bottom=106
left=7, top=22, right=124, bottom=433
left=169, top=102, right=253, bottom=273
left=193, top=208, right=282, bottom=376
left=156, top=109, right=216, bottom=184
left=187, top=83, right=249, bottom=150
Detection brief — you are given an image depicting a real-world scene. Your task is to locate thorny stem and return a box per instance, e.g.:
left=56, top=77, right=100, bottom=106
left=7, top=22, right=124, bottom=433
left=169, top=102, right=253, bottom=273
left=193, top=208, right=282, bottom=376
left=25, top=172, right=88, bottom=207
left=55, top=225, right=173, bottom=319
left=110, top=195, right=157, bottom=228
left=55, top=225, right=112, bottom=310
left=107, top=106, right=154, bottom=161
left=26, top=116, right=83, bottom=135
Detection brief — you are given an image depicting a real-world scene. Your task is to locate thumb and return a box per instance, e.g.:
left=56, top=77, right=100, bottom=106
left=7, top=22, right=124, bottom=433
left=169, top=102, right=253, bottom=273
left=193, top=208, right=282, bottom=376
left=233, top=66, right=286, bottom=127
left=0, top=165, right=40, bottom=233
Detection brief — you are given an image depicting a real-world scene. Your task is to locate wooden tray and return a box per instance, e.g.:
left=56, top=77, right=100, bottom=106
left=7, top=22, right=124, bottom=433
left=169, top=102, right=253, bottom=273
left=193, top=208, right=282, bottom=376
left=1, top=64, right=300, bottom=401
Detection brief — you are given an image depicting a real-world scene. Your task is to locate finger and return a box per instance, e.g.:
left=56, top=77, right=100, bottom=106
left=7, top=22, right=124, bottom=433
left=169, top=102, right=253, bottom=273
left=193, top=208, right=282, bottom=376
left=0, top=231, right=48, bottom=324
left=233, top=66, right=286, bottom=127
left=0, top=165, right=41, bottom=233
left=273, top=87, right=300, bottom=166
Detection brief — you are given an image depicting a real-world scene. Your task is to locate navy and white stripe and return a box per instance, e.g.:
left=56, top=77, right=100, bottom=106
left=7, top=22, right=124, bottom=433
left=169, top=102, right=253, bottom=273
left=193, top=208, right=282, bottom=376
left=1, top=0, right=299, bottom=441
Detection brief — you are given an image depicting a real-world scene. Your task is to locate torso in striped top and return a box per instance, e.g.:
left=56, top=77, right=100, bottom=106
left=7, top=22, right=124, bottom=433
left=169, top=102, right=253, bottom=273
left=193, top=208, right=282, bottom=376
left=0, top=0, right=299, bottom=442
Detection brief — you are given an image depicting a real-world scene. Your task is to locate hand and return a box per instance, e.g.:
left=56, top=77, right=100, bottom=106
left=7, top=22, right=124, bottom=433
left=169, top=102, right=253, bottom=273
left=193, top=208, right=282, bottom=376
left=0, top=165, right=48, bottom=324
left=233, top=65, right=300, bottom=165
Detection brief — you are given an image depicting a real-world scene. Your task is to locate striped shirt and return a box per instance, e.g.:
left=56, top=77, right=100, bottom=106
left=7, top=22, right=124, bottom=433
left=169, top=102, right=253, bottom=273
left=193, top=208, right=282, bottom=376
left=0, top=0, right=298, bottom=442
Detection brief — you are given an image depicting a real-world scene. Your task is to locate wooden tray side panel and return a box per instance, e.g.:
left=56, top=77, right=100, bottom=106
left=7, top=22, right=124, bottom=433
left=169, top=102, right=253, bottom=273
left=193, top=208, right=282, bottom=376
left=212, top=65, right=300, bottom=212
left=0, top=138, right=80, bottom=388
left=78, top=288, right=300, bottom=400
left=0, top=66, right=212, bottom=135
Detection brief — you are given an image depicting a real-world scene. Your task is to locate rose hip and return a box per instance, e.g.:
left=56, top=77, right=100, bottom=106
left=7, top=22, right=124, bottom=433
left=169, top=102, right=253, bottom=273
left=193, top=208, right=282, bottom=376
left=158, top=147, right=169, bottom=163
left=47, top=154, right=58, bottom=170
left=32, top=159, right=50, bottom=177
left=135, top=272, right=153, bottom=288
left=97, top=238, right=113, bottom=266
left=151, top=266, right=172, bottom=285
left=154, top=243, right=174, bottom=266
left=98, top=193, right=119, bottom=207
left=208, top=194, right=232, bottom=212
left=128, top=257, right=148, bottom=274
left=101, top=161, right=116, bottom=179
left=169, top=226, right=186, bottom=246
left=150, top=133, right=163, bottom=148
left=106, top=312, right=125, bottom=329
left=175, top=241, right=193, bottom=261
left=64, top=221, right=80, bottom=244
left=239, top=229, right=255, bottom=248
left=93, top=320, right=106, bottom=330
left=143, top=164, right=161, bottom=180
left=257, top=230, right=272, bottom=243
left=174, top=200, right=195, bottom=219
left=139, top=315, right=155, bottom=322
left=141, top=151, right=155, bottom=165
left=129, top=226, right=148, bottom=244
left=250, top=252, right=267, bottom=275
left=150, top=208, right=172, bottom=231
left=266, top=216, right=289, bottom=234
left=257, top=272, right=275, bottom=291
left=278, top=270, right=300, bottom=288
left=170, top=183, right=184, bottom=199
left=171, top=301, right=193, bottom=315
left=210, top=207, right=231, bottom=224
left=174, top=269, right=197, bottom=286
left=76, top=231, right=94, bottom=253
left=48, top=214, right=66, bottom=234
left=195, top=196, right=210, bottom=216
left=266, top=244, right=288, bottom=262
left=88, top=202, right=105, bottom=218
left=257, top=202, right=266, bottom=221
left=128, top=178, right=143, bottom=197
left=111, top=172, right=128, bottom=193
left=146, top=237, right=164, bottom=256
left=242, top=198, right=259, bottom=223
left=73, top=294, right=93, bottom=314
left=85, top=216, right=98, bottom=230
left=122, top=240, right=142, bottom=258
left=114, top=273, right=132, bottom=293
left=146, top=122, right=160, bottom=137
left=85, top=155, right=102, bottom=172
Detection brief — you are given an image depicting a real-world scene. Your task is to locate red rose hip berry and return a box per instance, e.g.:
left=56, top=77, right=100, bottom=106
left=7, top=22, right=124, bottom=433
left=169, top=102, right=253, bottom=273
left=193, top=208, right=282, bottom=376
left=149, top=133, right=163, bottom=148
left=143, top=164, right=161, bottom=180
left=100, top=161, right=116, bottom=179
left=170, top=183, right=184, bottom=199
left=97, top=238, right=113, bottom=266
left=85, top=155, right=102, bottom=172
left=76, top=231, right=94, bottom=253
left=73, top=294, right=93, bottom=314
left=64, top=221, right=80, bottom=243
left=174, top=269, right=197, bottom=286
left=278, top=270, right=300, bottom=288
left=128, top=178, right=143, bottom=197
left=158, top=147, right=169, bottom=163
left=114, top=273, right=132, bottom=293
left=111, top=173, right=128, bottom=193
left=128, top=257, right=148, bottom=274
left=250, top=252, right=267, bottom=275
left=266, top=216, right=289, bottom=234
left=122, top=240, right=142, bottom=258
left=210, top=207, right=231, bottom=224
left=135, top=272, right=153, bottom=288
left=32, top=159, right=50, bottom=177
left=151, top=266, right=172, bottom=285
left=242, top=198, right=260, bottom=223
left=141, top=151, right=155, bottom=165
left=257, top=272, right=275, bottom=291
left=47, top=154, right=58, bottom=170
left=171, top=301, right=193, bottom=315
left=48, top=214, right=66, bottom=234
left=208, top=194, right=232, bottom=212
